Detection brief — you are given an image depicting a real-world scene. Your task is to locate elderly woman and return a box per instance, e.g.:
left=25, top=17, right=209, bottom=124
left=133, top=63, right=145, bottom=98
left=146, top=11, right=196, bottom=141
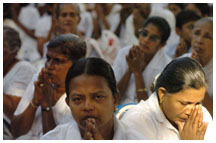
left=3, top=26, right=36, bottom=139
left=11, top=34, right=86, bottom=139
left=121, top=57, right=212, bottom=140
left=41, top=57, right=146, bottom=140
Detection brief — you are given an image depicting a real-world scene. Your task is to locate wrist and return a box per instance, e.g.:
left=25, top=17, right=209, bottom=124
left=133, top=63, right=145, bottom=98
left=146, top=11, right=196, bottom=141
left=41, top=106, right=52, bottom=112
left=31, top=99, right=39, bottom=108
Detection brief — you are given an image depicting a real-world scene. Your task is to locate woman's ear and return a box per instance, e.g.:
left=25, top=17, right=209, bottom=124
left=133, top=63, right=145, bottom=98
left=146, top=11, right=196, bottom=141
left=158, top=87, right=166, bottom=103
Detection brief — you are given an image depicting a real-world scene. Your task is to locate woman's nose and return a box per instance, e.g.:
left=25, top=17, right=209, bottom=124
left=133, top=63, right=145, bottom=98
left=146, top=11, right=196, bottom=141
left=46, top=59, right=54, bottom=69
left=185, top=104, right=194, bottom=116
left=83, top=99, right=94, bottom=112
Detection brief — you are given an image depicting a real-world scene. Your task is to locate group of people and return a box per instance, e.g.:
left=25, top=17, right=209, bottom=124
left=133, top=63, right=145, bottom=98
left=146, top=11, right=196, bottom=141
left=3, top=3, right=213, bottom=140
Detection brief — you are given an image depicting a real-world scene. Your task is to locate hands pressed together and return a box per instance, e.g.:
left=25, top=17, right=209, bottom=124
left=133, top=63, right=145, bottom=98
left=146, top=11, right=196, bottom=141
left=83, top=118, right=104, bottom=140
left=175, top=105, right=208, bottom=140
left=32, top=68, right=58, bottom=108
left=126, top=45, right=147, bottom=73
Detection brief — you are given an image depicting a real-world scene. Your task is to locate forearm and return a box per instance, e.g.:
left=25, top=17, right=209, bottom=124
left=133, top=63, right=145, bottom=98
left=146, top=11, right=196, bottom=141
left=134, top=71, right=148, bottom=101
left=3, top=93, right=21, bottom=119
left=11, top=103, right=38, bottom=138
left=117, top=69, right=132, bottom=99
left=14, top=20, right=36, bottom=39
left=41, top=108, right=56, bottom=134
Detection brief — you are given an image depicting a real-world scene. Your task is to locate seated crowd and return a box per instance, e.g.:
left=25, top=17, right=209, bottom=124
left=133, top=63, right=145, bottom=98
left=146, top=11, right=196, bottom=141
left=3, top=3, right=213, bottom=140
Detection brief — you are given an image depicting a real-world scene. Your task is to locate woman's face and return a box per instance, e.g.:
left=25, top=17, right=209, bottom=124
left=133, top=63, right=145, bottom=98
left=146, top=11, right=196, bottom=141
left=191, top=21, right=213, bottom=67
left=45, top=48, right=72, bottom=87
left=159, top=86, right=206, bottom=125
left=139, top=23, right=162, bottom=58
left=67, top=74, right=117, bottom=133
left=58, top=4, right=80, bottom=34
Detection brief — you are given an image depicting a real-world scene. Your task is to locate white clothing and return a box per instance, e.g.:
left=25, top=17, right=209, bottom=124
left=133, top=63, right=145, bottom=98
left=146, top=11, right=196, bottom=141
left=113, top=46, right=171, bottom=105
left=4, top=61, right=36, bottom=97
left=97, top=30, right=120, bottom=65
left=18, top=5, right=41, bottom=62
left=14, top=73, right=73, bottom=139
left=4, top=61, right=36, bottom=123
left=106, top=4, right=122, bottom=32
left=35, top=13, right=52, bottom=38
left=4, top=5, right=41, bottom=63
left=78, top=12, right=93, bottom=38
left=41, top=116, right=146, bottom=140
left=18, top=5, right=40, bottom=30
left=122, top=14, right=139, bottom=47
left=121, top=92, right=213, bottom=140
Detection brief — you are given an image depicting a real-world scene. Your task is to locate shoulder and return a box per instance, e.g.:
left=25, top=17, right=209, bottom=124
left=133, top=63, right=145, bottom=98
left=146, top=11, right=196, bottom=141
left=15, top=61, right=36, bottom=74
left=120, top=120, right=147, bottom=140
left=121, top=98, right=159, bottom=139
left=121, top=100, right=154, bottom=126
left=41, top=121, right=80, bottom=140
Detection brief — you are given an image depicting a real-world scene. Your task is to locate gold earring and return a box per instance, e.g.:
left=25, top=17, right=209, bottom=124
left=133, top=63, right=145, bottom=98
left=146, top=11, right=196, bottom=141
left=160, top=100, right=163, bottom=104
left=114, top=106, right=117, bottom=111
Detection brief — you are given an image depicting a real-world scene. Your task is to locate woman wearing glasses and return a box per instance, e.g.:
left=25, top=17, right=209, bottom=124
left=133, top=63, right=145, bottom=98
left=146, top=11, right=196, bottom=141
left=113, top=16, right=171, bottom=105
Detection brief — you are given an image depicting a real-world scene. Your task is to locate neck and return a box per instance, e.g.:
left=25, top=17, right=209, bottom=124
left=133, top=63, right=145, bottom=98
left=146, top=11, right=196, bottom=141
left=159, top=102, right=178, bottom=130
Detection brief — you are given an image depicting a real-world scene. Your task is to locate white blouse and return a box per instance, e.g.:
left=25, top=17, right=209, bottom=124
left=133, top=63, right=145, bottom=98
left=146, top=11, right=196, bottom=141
left=121, top=92, right=213, bottom=140
left=113, top=46, right=171, bottom=105
left=41, top=116, right=146, bottom=140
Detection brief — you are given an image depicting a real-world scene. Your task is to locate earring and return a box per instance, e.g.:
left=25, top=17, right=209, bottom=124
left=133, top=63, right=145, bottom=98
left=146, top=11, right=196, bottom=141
left=160, top=100, right=163, bottom=104
left=114, top=106, right=117, bottom=111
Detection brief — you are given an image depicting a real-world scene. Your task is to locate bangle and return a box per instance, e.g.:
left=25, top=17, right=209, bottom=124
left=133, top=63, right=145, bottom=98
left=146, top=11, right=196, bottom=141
left=42, top=106, right=51, bottom=112
left=137, top=88, right=147, bottom=92
left=31, top=100, right=39, bottom=108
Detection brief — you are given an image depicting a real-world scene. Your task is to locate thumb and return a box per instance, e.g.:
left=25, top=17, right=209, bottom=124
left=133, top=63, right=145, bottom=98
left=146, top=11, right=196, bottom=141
left=175, top=121, right=184, bottom=134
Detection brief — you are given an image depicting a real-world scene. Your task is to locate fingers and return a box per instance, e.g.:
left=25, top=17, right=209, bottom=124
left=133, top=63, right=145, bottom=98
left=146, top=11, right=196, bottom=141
left=84, top=119, right=94, bottom=140
left=198, top=122, right=208, bottom=140
left=186, top=106, right=195, bottom=126
left=192, top=105, right=201, bottom=129
left=175, top=120, right=185, bottom=134
left=198, top=105, right=203, bottom=128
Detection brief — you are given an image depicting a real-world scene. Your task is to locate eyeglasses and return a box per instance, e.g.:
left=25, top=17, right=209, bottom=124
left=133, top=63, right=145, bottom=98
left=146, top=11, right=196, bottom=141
left=138, top=29, right=161, bottom=43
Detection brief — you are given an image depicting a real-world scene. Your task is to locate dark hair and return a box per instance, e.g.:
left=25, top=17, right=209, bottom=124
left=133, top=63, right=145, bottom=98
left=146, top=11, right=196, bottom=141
left=193, top=3, right=210, bottom=16
left=65, top=57, right=118, bottom=99
left=142, top=16, right=171, bottom=44
left=154, top=57, right=207, bottom=94
left=56, top=3, right=80, bottom=19
left=3, top=26, right=21, bottom=53
left=47, top=34, right=86, bottom=62
left=176, top=10, right=201, bottom=29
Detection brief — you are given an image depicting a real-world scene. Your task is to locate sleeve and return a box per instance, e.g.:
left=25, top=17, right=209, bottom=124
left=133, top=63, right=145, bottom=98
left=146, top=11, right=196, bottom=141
left=14, top=73, right=38, bottom=115
left=121, top=104, right=157, bottom=139
left=112, top=47, right=129, bottom=82
left=5, top=62, right=36, bottom=97
left=35, top=16, right=52, bottom=38
left=18, top=6, right=40, bottom=30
